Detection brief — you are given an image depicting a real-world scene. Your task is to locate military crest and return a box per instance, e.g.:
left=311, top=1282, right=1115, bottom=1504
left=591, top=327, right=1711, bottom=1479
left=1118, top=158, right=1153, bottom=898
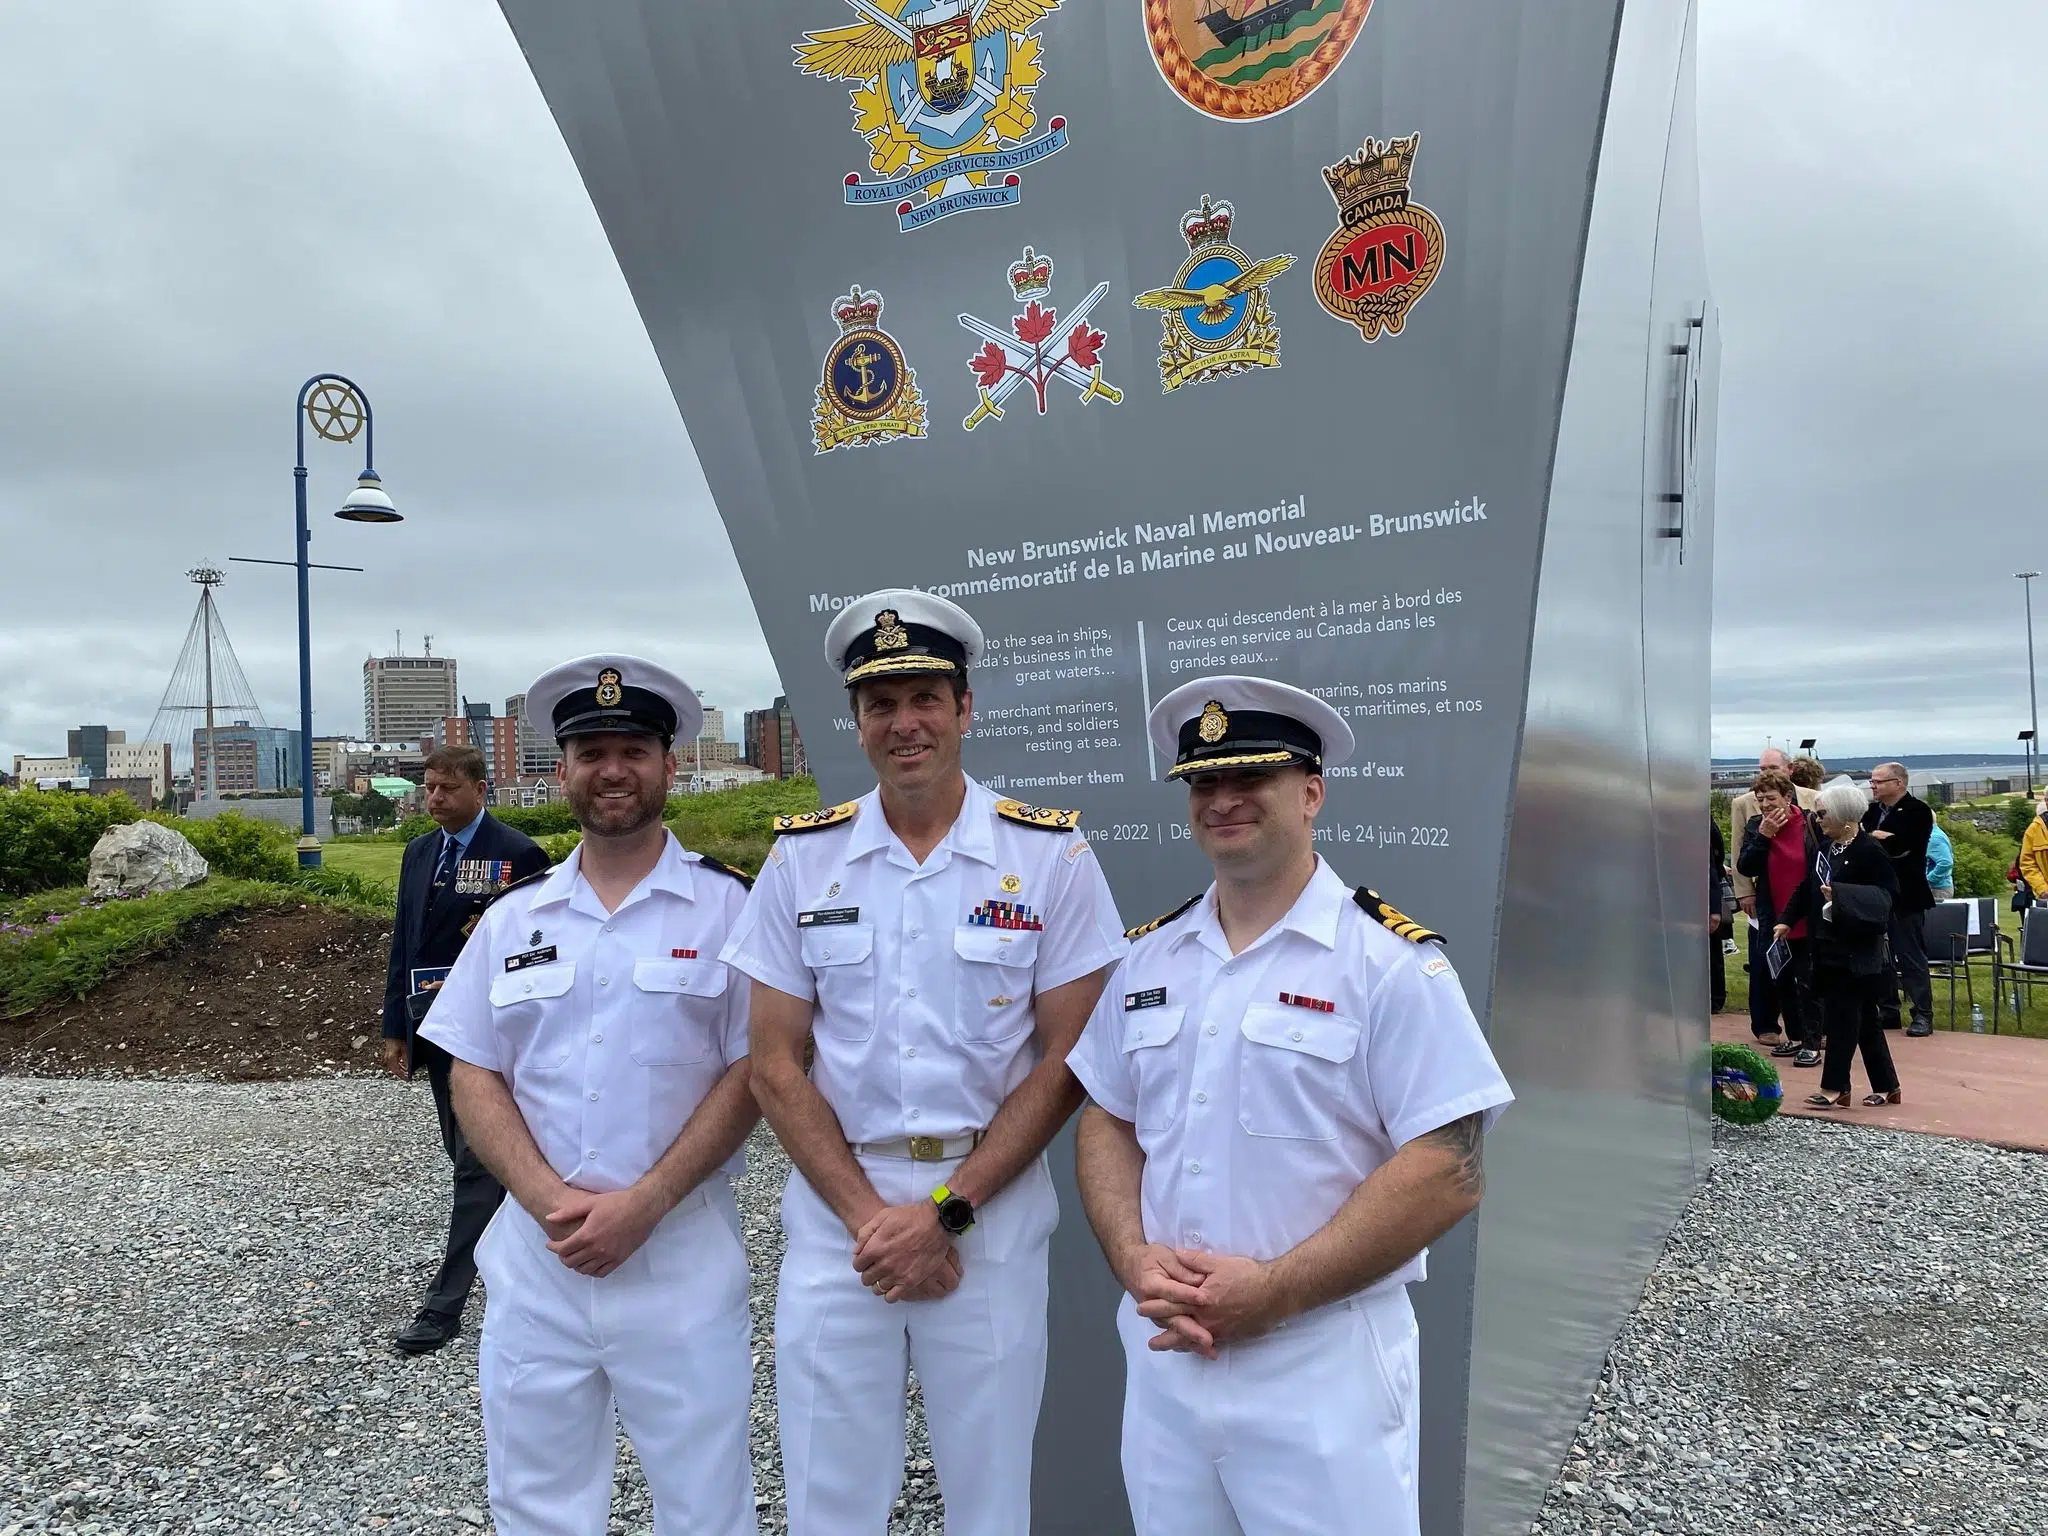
left=815, top=285, right=927, bottom=453
left=795, top=0, right=1071, bottom=234
left=1313, top=133, right=1444, bottom=342
left=595, top=667, right=623, bottom=707
left=960, top=245, right=1124, bottom=429
left=873, top=609, right=911, bottom=650
left=1197, top=700, right=1229, bottom=742
left=1133, top=195, right=1293, bottom=391
left=1144, top=0, right=1374, bottom=122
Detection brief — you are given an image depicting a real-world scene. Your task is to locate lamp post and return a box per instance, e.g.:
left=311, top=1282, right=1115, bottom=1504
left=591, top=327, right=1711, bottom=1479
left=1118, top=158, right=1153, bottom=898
left=2020, top=572, right=2041, bottom=795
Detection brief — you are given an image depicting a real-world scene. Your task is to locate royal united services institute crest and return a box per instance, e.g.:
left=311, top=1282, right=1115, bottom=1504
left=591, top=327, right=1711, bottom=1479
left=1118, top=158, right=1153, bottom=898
left=795, top=0, right=1070, bottom=234
left=815, top=286, right=927, bottom=454
left=1143, top=0, right=1373, bottom=122
left=1132, top=194, right=1293, bottom=392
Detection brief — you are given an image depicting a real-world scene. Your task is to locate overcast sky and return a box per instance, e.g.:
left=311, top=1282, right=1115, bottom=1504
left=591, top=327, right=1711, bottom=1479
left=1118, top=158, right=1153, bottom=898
left=2, top=1, right=2043, bottom=767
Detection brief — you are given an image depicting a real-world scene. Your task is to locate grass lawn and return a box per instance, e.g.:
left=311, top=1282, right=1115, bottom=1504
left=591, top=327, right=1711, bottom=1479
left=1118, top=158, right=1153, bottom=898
left=317, top=840, right=403, bottom=895
left=1721, top=900, right=2047, bottom=1039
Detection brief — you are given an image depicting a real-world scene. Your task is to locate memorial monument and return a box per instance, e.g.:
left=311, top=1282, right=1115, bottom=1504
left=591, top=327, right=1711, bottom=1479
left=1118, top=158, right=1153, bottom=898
left=493, top=0, right=1718, bottom=1527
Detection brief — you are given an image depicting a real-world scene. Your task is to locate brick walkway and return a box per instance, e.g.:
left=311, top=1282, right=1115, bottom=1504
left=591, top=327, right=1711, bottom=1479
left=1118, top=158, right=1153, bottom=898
left=1713, top=1012, right=2048, bottom=1152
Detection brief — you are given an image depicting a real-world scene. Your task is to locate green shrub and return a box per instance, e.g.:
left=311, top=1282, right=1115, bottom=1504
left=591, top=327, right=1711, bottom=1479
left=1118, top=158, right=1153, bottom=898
left=1940, top=813, right=2019, bottom=899
left=395, top=812, right=436, bottom=842
left=537, top=831, right=582, bottom=864
left=288, top=865, right=396, bottom=915
left=0, top=788, right=144, bottom=895
left=150, top=811, right=299, bottom=882
left=2004, top=796, right=2040, bottom=843
left=493, top=801, right=581, bottom=836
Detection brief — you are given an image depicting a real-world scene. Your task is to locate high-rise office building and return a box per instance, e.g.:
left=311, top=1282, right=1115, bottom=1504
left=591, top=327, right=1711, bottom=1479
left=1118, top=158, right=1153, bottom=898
left=363, top=652, right=459, bottom=742
left=105, top=741, right=172, bottom=804
left=505, top=692, right=558, bottom=776
left=743, top=696, right=805, bottom=779
left=67, top=726, right=125, bottom=779
left=192, top=723, right=301, bottom=795
left=436, top=710, right=520, bottom=787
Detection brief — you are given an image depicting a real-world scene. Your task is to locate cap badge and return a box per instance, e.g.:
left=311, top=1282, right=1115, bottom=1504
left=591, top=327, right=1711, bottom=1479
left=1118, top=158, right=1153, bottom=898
left=873, top=609, right=910, bottom=652
left=1000, top=873, right=1022, bottom=894
left=595, top=667, right=623, bottom=707
left=1197, top=701, right=1229, bottom=743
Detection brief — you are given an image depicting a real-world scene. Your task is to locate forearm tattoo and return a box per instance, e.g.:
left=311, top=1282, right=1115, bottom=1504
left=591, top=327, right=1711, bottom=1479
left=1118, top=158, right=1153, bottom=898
left=1422, top=1112, right=1485, bottom=1198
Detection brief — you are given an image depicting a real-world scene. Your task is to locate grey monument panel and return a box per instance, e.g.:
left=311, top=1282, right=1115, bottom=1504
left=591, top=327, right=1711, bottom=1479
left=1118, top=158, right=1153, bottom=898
left=491, top=0, right=1713, bottom=1529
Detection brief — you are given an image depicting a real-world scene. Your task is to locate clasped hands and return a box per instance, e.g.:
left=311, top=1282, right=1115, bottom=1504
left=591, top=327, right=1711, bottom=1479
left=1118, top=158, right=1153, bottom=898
left=541, top=1183, right=664, bottom=1279
left=850, top=1200, right=962, bottom=1303
left=1123, top=1243, right=1288, bottom=1359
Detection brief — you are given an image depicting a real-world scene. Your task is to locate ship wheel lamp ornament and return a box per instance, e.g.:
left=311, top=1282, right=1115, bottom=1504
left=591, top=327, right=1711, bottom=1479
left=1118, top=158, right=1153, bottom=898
left=304, top=380, right=367, bottom=443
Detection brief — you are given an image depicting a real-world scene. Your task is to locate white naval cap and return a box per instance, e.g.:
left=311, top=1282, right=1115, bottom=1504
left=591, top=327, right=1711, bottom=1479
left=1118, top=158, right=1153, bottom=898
left=824, top=588, right=986, bottom=685
left=521, top=653, right=702, bottom=747
left=1147, top=674, right=1355, bottom=781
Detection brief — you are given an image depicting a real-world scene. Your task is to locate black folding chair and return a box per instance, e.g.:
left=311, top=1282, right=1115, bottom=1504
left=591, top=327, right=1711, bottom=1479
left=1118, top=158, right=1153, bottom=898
left=1921, top=901, right=1973, bottom=1029
left=1992, top=905, right=2048, bottom=1034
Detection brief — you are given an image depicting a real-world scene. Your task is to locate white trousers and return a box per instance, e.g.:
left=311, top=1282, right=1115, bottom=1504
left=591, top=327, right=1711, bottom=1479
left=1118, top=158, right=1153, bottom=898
left=1118, top=1284, right=1421, bottom=1536
left=474, top=1180, right=757, bottom=1536
left=775, top=1151, right=1058, bottom=1536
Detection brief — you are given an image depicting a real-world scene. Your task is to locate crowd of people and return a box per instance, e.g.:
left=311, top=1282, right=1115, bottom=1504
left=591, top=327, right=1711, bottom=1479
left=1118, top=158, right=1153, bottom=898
left=1715, top=748, right=2048, bottom=1112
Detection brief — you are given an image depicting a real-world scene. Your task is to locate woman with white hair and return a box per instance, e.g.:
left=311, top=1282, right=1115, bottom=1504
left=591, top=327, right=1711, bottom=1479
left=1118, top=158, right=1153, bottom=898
left=1772, top=780, right=1903, bottom=1109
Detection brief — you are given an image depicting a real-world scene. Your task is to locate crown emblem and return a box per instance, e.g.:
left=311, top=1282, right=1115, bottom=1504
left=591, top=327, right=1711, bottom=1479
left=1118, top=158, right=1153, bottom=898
left=1008, top=246, right=1054, bottom=300
left=832, top=285, right=884, bottom=333
left=1197, top=701, right=1229, bottom=743
left=1322, top=134, right=1418, bottom=226
left=1180, top=195, right=1235, bottom=250
left=872, top=609, right=910, bottom=651
left=595, top=667, right=623, bottom=708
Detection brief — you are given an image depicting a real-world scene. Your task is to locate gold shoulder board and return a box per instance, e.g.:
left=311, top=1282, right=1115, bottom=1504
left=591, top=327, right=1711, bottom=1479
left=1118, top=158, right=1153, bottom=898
left=773, top=801, right=860, bottom=835
left=695, top=854, right=755, bottom=889
left=1125, top=892, right=1202, bottom=941
left=996, top=798, right=1082, bottom=832
left=483, top=867, right=552, bottom=911
left=1353, top=886, right=1444, bottom=945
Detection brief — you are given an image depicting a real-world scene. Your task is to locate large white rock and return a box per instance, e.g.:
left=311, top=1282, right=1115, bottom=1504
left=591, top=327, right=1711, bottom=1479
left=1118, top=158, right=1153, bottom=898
left=87, top=821, right=210, bottom=898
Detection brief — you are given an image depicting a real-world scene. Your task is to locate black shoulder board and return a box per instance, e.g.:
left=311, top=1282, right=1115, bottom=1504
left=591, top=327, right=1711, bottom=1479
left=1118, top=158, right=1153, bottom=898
left=996, top=798, right=1082, bottom=832
left=483, top=867, right=552, bottom=911
left=774, top=801, right=859, bottom=835
left=1125, top=892, right=1202, bottom=941
left=1353, top=886, right=1444, bottom=945
left=695, top=854, right=754, bottom=890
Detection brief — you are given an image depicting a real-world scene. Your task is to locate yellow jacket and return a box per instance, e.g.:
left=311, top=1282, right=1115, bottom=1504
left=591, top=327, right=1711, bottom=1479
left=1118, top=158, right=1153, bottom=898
left=2022, top=814, right=2048, bottom=898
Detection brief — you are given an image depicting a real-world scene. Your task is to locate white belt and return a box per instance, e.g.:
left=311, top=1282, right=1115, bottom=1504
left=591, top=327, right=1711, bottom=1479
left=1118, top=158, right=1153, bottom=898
left=851, top=1131, right=984, bottom=1162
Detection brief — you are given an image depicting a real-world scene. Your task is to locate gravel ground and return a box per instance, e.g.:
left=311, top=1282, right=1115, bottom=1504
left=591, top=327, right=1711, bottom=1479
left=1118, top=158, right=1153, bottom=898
left=4, top=1080, right=2045, bottom=1536
left=1531, top=1113, right=2048, bottom=1536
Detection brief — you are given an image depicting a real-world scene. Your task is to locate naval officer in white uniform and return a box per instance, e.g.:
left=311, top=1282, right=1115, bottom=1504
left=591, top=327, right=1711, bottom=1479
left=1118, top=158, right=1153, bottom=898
left=1069, top=676, right=1514, bottom=1536
left=419, top=655, right=761, bottom=1536
left=721, top=590, right=1127, bottom=1535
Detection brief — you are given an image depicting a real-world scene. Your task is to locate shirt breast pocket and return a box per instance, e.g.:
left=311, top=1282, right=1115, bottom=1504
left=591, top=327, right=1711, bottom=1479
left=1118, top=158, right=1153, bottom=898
left=487, top=961, right=576, bottom=1070
left=801, top=922, right=877, bottom=1041
left=953, top=926, right=1038, bottom=1043
left=629, top=958, right=724, bottom=1065
left=1238, top=1004, right=1360, bottom=1140
left=1120, top=1005, right=1184, bottom=1133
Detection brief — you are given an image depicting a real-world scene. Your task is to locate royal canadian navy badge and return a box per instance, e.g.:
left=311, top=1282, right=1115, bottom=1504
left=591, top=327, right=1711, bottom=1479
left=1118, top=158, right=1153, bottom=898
left=814, top=285, right=927, bottom=454
left=1313, top=133, right=1444, bottom=342
left=794, top=0, right=1070, bottom=234
left=959, top=246, right=1123, bottom=430
left=1133, top=194, right=1293, bottom=392
left=595, top=667, right=623, bottom=707
left=1144, top=0, right=1374, bottom=122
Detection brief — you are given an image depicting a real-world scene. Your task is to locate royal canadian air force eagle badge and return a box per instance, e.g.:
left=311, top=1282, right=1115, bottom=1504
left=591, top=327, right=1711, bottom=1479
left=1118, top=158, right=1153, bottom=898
left=795, top=0, right=1070, bottom=234
left=1132, top=194, right=1293, bottom=392
left=814, top=285, right=927, bottom=454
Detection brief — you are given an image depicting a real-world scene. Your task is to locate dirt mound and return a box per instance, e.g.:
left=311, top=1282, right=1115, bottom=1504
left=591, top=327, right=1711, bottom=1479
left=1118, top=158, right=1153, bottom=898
left=1, top=904, right=395, bottom=1080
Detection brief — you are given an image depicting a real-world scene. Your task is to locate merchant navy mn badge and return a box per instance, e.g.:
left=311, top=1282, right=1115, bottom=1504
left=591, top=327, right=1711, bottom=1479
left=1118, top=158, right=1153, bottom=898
left=959, top=246, right=1124, bottom=430
left=795, top=0, right=1070, bottom=234
left=1313, top=132, right=1444, bottom=342
left=1133, top=194, right=1293, bottom=392
left=1144, top=0, right=1374, bottom=122
left=815, top=285, right=927, bottom=454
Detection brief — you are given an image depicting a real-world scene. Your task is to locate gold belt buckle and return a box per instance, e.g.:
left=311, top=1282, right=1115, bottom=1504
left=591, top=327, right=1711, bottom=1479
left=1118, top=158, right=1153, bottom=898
left=907, top=1134, right=946, bottom=1162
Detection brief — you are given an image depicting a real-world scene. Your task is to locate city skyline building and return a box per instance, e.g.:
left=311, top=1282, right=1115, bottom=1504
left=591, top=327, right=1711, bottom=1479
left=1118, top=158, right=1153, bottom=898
left=191, top=722, right=301, bottom=795
left=363, top=650, right=458, bottom=742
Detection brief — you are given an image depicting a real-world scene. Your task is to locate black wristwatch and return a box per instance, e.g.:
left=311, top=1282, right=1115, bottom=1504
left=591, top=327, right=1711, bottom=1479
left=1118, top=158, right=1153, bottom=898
left=931, top=1184, right=976, bottom=1235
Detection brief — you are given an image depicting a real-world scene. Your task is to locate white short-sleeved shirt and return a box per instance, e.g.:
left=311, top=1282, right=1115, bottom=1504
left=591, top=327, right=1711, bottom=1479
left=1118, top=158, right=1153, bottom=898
left=418, top=833, right=753, bottom=1193
left=1068, top=857, right=1512, bottom=1291
left=720, top=776, right=1127, bottom=1145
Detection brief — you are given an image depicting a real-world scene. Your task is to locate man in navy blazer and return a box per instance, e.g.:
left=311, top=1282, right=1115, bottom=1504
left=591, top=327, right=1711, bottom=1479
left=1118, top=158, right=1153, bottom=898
left=380, top=744, right=550, bottom=1355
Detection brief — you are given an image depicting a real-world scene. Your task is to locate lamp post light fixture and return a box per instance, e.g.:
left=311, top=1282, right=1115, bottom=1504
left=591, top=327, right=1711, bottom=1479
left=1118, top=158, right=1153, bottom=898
left=2021, top=731, right=2037, bottom=805
left=231, top=376, right=401, bottom=868
left=2020, top=572, right=2041, bottom=795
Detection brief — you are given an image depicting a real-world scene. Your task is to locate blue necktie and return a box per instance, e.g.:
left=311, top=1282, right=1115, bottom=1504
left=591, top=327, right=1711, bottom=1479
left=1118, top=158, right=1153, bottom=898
left=431, top=836, right=461, bottom=904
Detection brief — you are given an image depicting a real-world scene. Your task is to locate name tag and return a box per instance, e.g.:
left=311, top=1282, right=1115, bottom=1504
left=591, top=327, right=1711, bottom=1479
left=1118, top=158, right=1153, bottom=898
left=1124, top=986, right=1167, bottom=1011
left=798, top=907, right=861, bottom=928
left=506, top=945, right=559, bottom=972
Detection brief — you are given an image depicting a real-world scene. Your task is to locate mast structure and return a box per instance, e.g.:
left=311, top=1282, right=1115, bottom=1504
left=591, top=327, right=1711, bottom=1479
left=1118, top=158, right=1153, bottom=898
left=145, top=568, right=270, bottom=794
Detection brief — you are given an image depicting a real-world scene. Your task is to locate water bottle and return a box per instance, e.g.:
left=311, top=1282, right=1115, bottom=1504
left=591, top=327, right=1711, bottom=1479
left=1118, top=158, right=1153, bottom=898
left=1970, top=1003, right=1986, bottom=1034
